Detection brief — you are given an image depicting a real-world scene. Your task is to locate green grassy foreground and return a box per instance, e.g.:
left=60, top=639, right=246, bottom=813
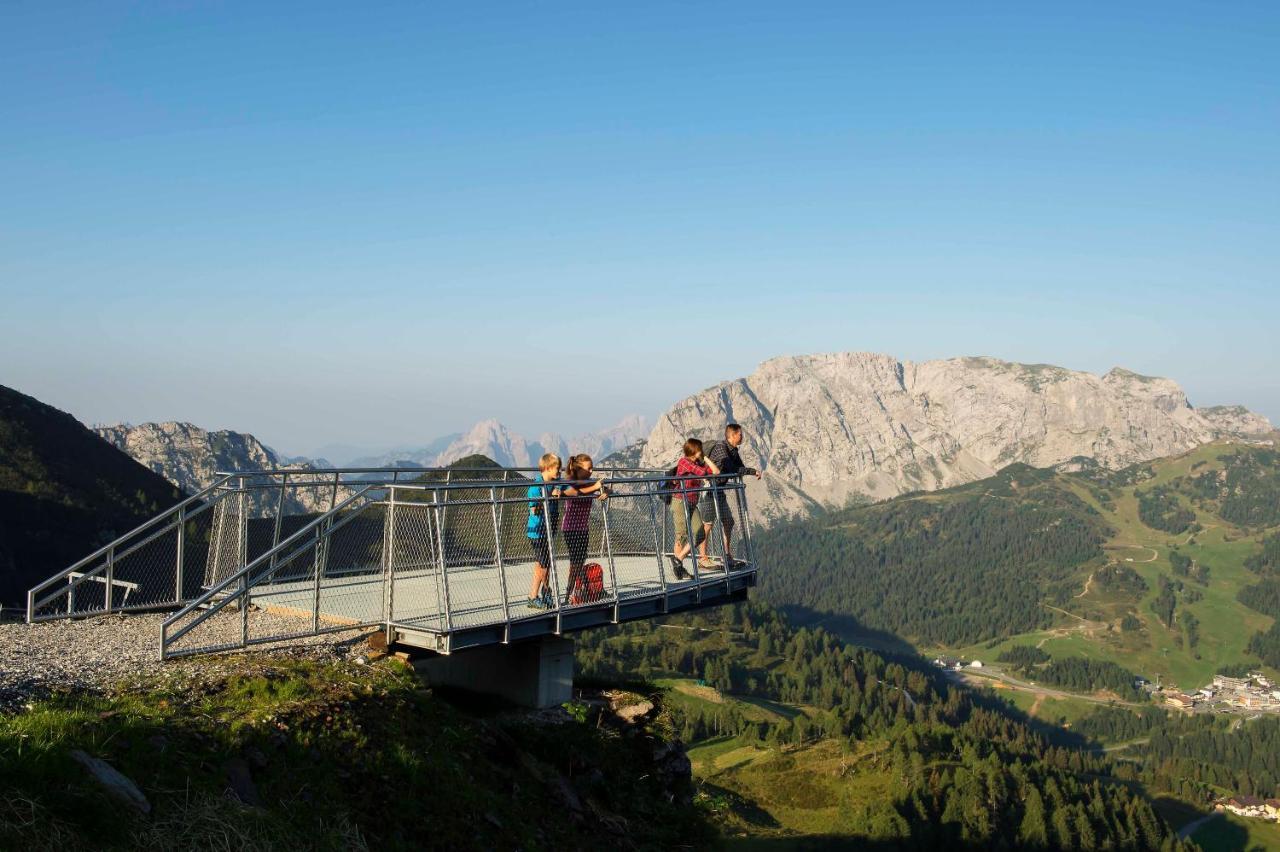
left=0, top=654, right=711, bottom=851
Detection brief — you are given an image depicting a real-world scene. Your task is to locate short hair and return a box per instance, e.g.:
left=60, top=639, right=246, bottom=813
left=725, top=423, right=743, bottom=437
left=682, top=438, right=703, bottom=458
left=538, top=452, right=562, bottom=472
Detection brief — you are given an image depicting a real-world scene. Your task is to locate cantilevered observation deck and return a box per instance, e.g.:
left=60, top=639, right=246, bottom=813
left=27, top=465, right=758, bottom=661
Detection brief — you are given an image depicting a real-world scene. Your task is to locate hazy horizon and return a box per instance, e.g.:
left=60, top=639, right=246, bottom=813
left=3, top=4, right=1277, bottom=451
left=6, top=347, right=1275, bottom=462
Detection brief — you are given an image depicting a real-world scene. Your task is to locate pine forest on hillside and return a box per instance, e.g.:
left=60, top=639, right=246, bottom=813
left=754, top=442, right=1280, bottom=692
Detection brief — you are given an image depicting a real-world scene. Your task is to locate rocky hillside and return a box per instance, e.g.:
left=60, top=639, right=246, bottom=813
left=94, top=423, right=345, bottom=514
left=642, top=352, right=1273, bottom=523
left=0, top=386, right=182, bottom=608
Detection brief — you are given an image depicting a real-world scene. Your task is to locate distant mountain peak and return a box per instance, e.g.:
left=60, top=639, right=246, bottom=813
left=434, top=415, right=650, bottom=468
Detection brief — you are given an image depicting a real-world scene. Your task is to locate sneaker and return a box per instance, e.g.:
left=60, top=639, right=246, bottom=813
left=698, top=558, right=722, bottom=572
left=541, top=590, right=555, bottom=609
left=668, top=555, right=690, bottom=581
left=527, top=595, right=549, bottom=610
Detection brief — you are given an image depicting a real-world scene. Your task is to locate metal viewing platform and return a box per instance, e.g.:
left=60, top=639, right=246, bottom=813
left=26, top=465, right=758, bottom=662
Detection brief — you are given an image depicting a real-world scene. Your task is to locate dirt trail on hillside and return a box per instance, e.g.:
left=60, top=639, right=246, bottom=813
left=1185, top=524, right=1216, bottom=544
left=1074, top=572, right=1095, bottom=599
left=1107, top=544, right=1158, bottom=563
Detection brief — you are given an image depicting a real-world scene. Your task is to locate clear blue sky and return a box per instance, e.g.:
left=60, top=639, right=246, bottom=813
left=2, top=2, right=1277, bottom=456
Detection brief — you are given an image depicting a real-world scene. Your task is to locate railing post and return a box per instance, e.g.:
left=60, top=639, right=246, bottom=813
left=542, top=487, right=563, bottom=634
left=710, top=477, right=730, bottom=595
left=105, top=545, right=115, bottom=614
left=645, top=491, right=669, bottom=611
left=497, top=469, right=509, bottom=535
left=490, top=486, right=510, bottom=633
left=600, top=495, right=621, bottom=622
left=237, top=568, right=249, bottom=647
left=312, top=519, right=330, bottom=633
left=237, top=482, right=248, bottom=584
left=441, top=469, right=451, bottom=530
left=384, top=486, right=397, bottom=626
left=329, top=472, right=340, bottom=511
left=739, top=480, right=756, bottom=569
left=175, top=507, right=186, bottom=605
left=433, top=491, right=453, bottom=632
left=270, top=472, right=289, bottom=573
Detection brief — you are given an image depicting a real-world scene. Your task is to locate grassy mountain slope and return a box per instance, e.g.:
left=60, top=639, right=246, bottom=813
left=578, top=603, right=1194, bottom=849
left=757, top=442, right=1280, bottom=691
left=0, top=385, right=183, bottom=609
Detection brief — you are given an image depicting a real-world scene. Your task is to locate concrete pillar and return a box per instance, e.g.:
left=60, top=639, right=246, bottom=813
left=413, top=636, right=575, bottom=709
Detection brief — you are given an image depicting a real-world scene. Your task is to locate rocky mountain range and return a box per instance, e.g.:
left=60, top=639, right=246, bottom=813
left=93, top=414, right=651, bottom=512
left=431, top=415, right=649, bottom=469
left=640, top=353, right=1274, bottom=523
left=94, top=422, right=348, bottom=514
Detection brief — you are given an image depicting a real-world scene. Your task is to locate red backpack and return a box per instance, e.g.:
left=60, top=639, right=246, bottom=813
left=570, top=562, right=607, bottom=604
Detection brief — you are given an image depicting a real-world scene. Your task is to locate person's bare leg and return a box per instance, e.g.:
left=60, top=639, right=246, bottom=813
left=530, top=563, right=548, bottom=599
left=699, top=524, right=713, bottom=560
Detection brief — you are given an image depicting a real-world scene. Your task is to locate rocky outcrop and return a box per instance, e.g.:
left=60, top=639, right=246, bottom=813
left=641, top=353, right=1273, bottom=523
left=94, top=422, right=346, bottom=514
left=1198, top=405, right=1276, bottom=439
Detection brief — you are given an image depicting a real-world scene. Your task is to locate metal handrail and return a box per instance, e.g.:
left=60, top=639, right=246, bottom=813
left=160, top=485, right=379, bottom=653
left=213, top=465, right=665, bottom=478
left=26, top=473, right=235, bottom=603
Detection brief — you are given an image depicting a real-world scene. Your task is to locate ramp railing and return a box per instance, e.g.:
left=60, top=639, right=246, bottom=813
left=25, top=468, right=368, bottom=623
left=25, top=465, right=556, bottom=622
left=155, top=470, right=757, bottom=659
left=161, top=485, right=383, bottom=657
left=26, top=474, right=237, bottom=622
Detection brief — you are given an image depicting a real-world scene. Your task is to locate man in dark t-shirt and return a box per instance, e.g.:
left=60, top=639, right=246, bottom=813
left=705, top=423, right=761, bottom=568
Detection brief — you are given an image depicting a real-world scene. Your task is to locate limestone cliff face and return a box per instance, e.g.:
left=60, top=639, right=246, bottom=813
left=640, top=353, right=1273, bottom=523
left=94, top=422, right=346, bottom=515
left=1197, top=405, right=1276, bottom=438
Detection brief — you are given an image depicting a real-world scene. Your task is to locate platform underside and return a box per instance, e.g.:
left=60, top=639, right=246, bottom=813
left=248, top=554, right=755, bottom=654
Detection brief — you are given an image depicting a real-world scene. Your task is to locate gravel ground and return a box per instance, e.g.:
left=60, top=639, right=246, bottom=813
left=0, top=610, right=375, bottom=714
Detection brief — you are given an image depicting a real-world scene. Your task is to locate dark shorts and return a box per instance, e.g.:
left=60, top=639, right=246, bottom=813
left=529, top=535, right=552, bottom=567
left=564, top=529, right=590, bottom=567
left=708, top=492, right=736, bottom=528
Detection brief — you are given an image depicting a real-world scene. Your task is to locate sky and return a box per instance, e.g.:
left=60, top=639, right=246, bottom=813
left=1, top=2, right=1277, bottom=457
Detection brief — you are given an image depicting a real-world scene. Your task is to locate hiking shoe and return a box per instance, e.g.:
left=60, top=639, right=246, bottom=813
left=527, top=596, right=548, bottom=610
left=540, top=590, right=555, bottom=609
left=698, top=558, right=722, bottom=572
left=668, top=555, right=691, bottom=581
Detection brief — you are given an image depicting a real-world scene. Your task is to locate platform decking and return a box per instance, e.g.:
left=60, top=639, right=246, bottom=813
left=250, top=554, right=756, bottom=653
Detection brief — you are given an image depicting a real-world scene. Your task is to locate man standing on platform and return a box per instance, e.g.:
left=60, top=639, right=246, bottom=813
left=705, top=423, right=761, bottom=569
